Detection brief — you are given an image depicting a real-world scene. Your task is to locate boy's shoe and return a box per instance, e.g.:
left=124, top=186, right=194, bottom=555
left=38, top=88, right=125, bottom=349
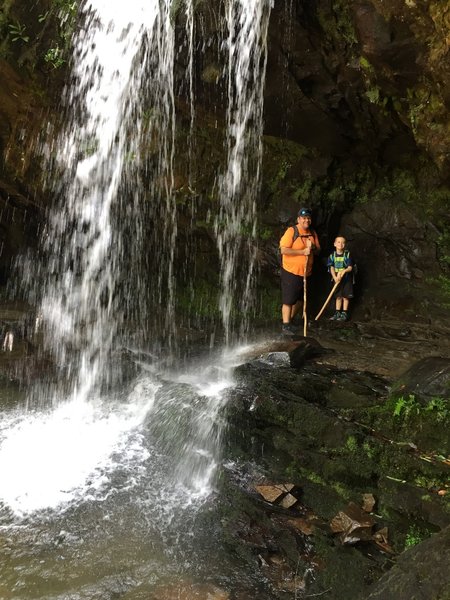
left=282, top=323, right=298, bottom=336
left=329, top=311, right=341, bottom=321
left=338, top=311, right=349, bottom=321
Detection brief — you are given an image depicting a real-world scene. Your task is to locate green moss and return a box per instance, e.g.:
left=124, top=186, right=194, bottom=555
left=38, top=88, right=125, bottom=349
left=430, top=275, right=450, bottom=308
left=317, top=1, right=358, bottom=46
left=262, top=136, right=313, bottom=203
left=365, top=86, right=380, bottom=104
left=345, top=435, right=358, bottom=453
left=404, top=524, right=430, bottom=549
left=292, top=177, right=313, bottom=204
left=254, top=285, right=280, bottom=323
left=176, top=279, right=220, bottom=319
left=359, top=56, right=373, bottom=71
left=267, top=159, right=291, bottom=193
left=363, top=440, right=377, bottom=460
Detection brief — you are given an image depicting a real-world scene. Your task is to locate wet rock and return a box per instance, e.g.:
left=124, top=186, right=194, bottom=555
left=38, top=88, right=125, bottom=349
left=330, top=501, right=376, bottom=544
left=288, top=337, right=330, bottom=369
left=255, top=483, right=302, bottom=511
left=134, top=581, right=230, bottom=600
left=391, top=356, right=450, bottom=401
left=261, top=351, right=290, bottom=367
left=287, top=515, right=317, bottom=536
left=372, top=527, right=395, bottom=555
left=366, top=525, right=450, bottom=600
left=255, top=483, right=295, bottom=503
left=378, top=477, right=450, bottom=530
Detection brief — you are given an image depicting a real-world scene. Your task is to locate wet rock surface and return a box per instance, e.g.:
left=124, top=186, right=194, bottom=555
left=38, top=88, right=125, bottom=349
left=219, top=310, right=450, bottom=599
left=365, top=524, right=450, bottom=600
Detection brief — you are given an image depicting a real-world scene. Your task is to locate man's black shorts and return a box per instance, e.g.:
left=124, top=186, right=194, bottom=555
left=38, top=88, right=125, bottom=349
left=333, top=275, right=354, bottom=299
left=281, top=268, right=304, bottom=305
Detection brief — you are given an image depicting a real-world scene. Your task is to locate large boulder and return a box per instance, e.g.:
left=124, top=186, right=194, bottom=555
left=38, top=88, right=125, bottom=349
left=365, top=525, right=450, bottom=600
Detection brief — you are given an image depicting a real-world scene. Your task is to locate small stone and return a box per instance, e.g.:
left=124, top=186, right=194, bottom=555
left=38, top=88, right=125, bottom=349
left=255, top=483, right=295, bottom=503
left=362, top=492, right=376, bottom=513
left=279, top=493, right=298, bottom=509
left=287, top=517, right=316, bottom=535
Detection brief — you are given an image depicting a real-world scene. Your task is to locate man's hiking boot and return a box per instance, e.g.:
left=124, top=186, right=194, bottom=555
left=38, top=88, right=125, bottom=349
left=282, top=323, right=298, bottom=336
left=329, top=311, right=341, bottom=321
left=338, top=311, right=349, bottom=321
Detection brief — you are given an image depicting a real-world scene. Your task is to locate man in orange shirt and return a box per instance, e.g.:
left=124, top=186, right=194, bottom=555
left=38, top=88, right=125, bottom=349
left=279, top=207, right=320, bottom=335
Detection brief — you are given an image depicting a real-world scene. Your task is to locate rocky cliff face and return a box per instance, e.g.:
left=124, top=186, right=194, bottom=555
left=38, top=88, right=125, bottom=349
left=0, top=0, right=449, bottom=315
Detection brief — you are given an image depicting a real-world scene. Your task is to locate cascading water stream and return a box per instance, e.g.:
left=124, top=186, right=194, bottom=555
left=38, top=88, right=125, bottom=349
left=36, top=0, right=176, bottom=399
left=216, top=0, right=272, bottom=344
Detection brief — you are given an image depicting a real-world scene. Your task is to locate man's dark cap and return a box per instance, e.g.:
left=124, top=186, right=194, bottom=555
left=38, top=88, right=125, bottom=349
left=298, top=207, right=312, bottom=217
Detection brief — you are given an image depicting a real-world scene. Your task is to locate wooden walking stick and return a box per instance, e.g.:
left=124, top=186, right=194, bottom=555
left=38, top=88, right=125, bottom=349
left=303, top=271, right=308, bottom=336
left=315, top=279, right=340, bottom=321
left=303, top=247, right=310, bottom=337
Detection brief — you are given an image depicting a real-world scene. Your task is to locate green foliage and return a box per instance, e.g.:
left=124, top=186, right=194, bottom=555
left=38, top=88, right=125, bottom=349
left=406, top=87, right=445, bottom=136
left=317, top=0, right=358, bottom=46
left=268, top=160, right=291, bottom=193
left=257, top=226, right=273, bottom=241
left=393, top=394, right=420, bottom=419
left=41, top=0, right=78, bottom=69
left=432, top=275, right=450, bottom=308
left=176, top=280, right=219, bottom=320
left=359, top=56, right=373, bottom=71
left=38, top=11, right=50, bottom=23
left=292, top=178, right=313, bottom=204
left=53, top=0, right=78, bottom=15
left=44, top=46, right=65, bottom=69
left=404, top=524, right=428, bottom=549
left=363, top=440, right=377, bottom=459
left=8, top=20, right=29, bottom=43
left=391, top=393, right=449, bottom=424
left=254, top=285, right=280, bottom=322
left=262, top=136, right=311, bottom=203
left=365, top=87, right=380, bottom=104
left=425, top=396, right=449, bottom=423
left=437, top=230, right=450, bottom=268
left=345, top=435, right=358, bottom=453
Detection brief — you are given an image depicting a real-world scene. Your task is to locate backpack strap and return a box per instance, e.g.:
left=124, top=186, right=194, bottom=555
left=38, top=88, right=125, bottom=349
left=332, top=250, right=350, bottom=271
left=293, top=226, right=316, bottom=243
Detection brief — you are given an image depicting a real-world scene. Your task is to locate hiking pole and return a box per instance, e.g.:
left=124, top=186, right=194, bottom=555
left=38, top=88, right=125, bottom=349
left=303, top=271, right=308, bottom=336
left=303, top=249, right=310, bottom=337
left=315, top=279, right=340, bottom=321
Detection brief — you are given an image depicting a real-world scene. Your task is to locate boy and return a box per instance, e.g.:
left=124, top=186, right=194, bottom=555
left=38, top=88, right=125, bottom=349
left=327, top=236, right=354, bottom=321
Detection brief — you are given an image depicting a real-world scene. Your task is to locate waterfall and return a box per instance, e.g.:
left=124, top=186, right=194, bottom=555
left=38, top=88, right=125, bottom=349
left=185, top=0, right=195, bottom=188
left=0, top=0, right=274, bottom=524
left=216, top=0, right=272, bottom=344
left=28, top=0, right=177, bottom=403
